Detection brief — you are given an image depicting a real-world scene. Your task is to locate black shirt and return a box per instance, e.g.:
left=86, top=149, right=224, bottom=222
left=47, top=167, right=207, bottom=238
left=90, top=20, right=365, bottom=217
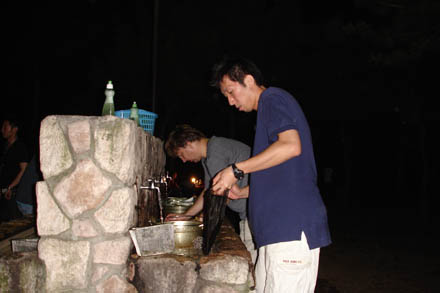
left=0, top=140, right=29, bottom=188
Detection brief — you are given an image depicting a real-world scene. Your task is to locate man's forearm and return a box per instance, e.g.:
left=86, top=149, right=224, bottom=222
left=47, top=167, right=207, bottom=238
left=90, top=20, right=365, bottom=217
left=237, top=129, right=301, bottom=175
left=8, top=162, right=28, bottom=189
left=185, top=190, right=205, bottom=216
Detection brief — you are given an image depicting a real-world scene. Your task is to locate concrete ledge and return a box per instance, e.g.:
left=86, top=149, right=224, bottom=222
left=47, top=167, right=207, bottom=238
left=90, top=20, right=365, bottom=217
left=133, top=218, right=253, bottom=293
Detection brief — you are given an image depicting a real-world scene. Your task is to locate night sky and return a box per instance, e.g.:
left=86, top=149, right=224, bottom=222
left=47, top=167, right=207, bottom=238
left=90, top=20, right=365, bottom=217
left=3, top=1, right=440, bottom=230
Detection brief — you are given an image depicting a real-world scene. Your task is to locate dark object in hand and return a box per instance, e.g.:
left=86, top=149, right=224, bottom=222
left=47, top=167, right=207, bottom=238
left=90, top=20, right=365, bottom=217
left=202, top=188, right=228, bottom=255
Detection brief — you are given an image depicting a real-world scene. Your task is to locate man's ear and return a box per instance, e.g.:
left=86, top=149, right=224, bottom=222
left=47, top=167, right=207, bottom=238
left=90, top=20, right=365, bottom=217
left=185, top=141, right=195, bottom=151
left=243, top=74, right=256, bottom=87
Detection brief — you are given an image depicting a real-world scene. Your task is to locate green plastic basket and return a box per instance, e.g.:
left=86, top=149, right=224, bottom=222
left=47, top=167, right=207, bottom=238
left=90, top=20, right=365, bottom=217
left=115, top=109, right=158, bottom=135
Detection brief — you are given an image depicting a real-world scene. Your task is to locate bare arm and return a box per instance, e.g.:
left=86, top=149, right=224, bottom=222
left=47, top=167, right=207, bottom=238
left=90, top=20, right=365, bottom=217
left=183, top=189, right=205, bottom=217
left=9, top=162, right=28, bottom=189
left=238, top=129, right=301, bottom=174
left=5, top=162, right=28, bottom=200
left=212, top=129, right=301, bottom=194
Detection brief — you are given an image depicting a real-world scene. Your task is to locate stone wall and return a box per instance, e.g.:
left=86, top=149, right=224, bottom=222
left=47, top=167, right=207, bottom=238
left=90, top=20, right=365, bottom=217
left=36, top=115, right=165, bottom=292
left=1, top=115, right=252, bottom=292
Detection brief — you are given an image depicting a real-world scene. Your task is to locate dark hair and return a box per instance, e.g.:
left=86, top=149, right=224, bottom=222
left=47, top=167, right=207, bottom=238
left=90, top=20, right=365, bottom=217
left=2, top=114, right=22, bottom=132
left=165, top=124, right=206, bottom=157
left=210, top=56, right=265, bottom=88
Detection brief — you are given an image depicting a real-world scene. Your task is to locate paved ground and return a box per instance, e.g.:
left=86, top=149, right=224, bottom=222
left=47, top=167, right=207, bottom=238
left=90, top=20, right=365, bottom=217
left=315, top=208, right=439, bottom=293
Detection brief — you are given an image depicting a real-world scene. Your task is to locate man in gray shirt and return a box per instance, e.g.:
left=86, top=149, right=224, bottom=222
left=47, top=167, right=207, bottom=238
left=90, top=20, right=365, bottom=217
left=165, top=124, right=256, bottom=263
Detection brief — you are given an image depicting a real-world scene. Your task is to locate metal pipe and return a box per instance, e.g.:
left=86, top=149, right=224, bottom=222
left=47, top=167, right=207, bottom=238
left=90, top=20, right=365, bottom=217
left=140, top=179, right=164, bottom=223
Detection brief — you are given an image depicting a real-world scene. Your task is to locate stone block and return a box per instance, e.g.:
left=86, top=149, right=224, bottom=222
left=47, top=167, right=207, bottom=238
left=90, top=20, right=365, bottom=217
left=40, top=115, right=73, bottom=179
left=96, top=275, right=137, bottom=293
left=199, top=255, right=249, bottom=285
left=38, top=238, right=90, bottom=291
left=94, top=116, right=137, bottom=185
left=93, top=237, right=132, bottom=265
left=36, top=181, right=70, bottom=236
left=53, top=159, right=111, bottom=218
left=196, top=283, right=242, bottom=293
left=134, top=257, right=198, bottom=293
left=91, top=265, right=110, bottom=284
left=68, top=119, right=91, bottom=153
left=134, top=126, right=147, bottom=176
left=95, top=187, right=135, bottom=233
left=0, top=252, right=45, bottom=292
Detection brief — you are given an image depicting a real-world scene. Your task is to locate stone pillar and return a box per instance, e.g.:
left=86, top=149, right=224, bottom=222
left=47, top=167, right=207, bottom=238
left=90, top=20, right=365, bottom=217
left=36, top=115, right=165, bottom=292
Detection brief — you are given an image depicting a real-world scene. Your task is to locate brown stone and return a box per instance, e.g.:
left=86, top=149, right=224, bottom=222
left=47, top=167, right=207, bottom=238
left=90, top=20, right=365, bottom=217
left=68, top=120, right=91, bottom=153
left=94, top=117, right=137, bottom=185
left=93, top=237, right=132, bottom=265
left=36, top=181, right=70, bottom=236
left=53, top=159, right=111, bottom=218
left=96, top=275, right=137, bottom=293
left=0, top=252, right=45, bottom=292
left=133, top=257, right=197, bottom=293
left=40, top=116, right=73, bottom=179
left=94, top=187, right=135, bottom=233
left=38, top=238, right=90, bottom=291
left=91, top=265, right=109, bottom=284
left=199, top=254, right=248, bottom=285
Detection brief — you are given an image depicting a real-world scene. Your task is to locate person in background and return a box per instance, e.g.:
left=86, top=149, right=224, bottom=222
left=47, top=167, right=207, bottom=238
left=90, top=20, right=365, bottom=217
left=164, top=124, right=257, bottom=264
left=0, top=116, right=29, bottom=221
left=210, top=57, right=331, bottom=292
left=15, top=152, right=41, bottom=216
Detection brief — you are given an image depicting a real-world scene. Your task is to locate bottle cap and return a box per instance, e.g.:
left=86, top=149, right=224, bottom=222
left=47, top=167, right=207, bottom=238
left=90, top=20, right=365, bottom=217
left=106, top=80, right=114, bottom=90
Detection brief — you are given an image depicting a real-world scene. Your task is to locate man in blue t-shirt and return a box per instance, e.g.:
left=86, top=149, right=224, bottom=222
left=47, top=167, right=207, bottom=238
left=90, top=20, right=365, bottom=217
left=211, top=57, right=331, bottom=292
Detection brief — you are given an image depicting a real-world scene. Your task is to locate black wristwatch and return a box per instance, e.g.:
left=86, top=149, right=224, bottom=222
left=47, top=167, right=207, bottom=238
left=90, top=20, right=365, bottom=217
left=231, top=163, right=244, bottom=180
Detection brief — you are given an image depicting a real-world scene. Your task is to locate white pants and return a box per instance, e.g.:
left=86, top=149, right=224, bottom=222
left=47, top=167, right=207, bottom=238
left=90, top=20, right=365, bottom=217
left=255, top=232, right=320, bottom=293
left=239, top=219, right=258, bottom=264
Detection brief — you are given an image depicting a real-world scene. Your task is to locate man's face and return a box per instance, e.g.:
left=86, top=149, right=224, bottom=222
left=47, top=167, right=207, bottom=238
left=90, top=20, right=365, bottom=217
left=1, top=121, right=16, bottom=140
left=220, top=75, right=255, bottom=112
left=176, top=141, right=202, bottom=163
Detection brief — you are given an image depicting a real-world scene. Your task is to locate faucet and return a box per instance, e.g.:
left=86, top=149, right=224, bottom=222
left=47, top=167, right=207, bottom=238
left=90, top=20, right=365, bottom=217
left=140, top=178, right=164, bottom=224
left=160, top=172, right=171, bottom=199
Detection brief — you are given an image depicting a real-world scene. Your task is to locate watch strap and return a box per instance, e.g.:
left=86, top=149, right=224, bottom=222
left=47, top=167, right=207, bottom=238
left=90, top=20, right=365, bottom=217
left=231, top=163, right=244, bottom=180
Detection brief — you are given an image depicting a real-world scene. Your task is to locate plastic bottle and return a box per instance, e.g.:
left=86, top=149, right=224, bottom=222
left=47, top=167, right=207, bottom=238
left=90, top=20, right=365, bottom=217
left=129, top=101, right=140, bottom=126
left=102, top=81, right=115, bottom=116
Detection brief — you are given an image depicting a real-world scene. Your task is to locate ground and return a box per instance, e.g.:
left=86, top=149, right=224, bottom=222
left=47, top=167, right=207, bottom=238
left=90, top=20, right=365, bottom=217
left=0, top=216, right=35, bottom=256
left=316, top=207, right=439, bottom=293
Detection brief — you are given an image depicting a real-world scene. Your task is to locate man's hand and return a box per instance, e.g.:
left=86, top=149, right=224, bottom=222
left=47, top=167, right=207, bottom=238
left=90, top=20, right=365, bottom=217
left=5, top=188, right=12, bottom=200
left=212, top=165, right=237, bottom=195
left=165, top=213, right=193, bottom=222
left=228, top=185, right=249, bottom=200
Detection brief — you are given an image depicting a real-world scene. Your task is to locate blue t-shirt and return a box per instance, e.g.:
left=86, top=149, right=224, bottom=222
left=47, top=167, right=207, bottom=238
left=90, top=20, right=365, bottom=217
left=249, top=87, right=331, bottom=249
